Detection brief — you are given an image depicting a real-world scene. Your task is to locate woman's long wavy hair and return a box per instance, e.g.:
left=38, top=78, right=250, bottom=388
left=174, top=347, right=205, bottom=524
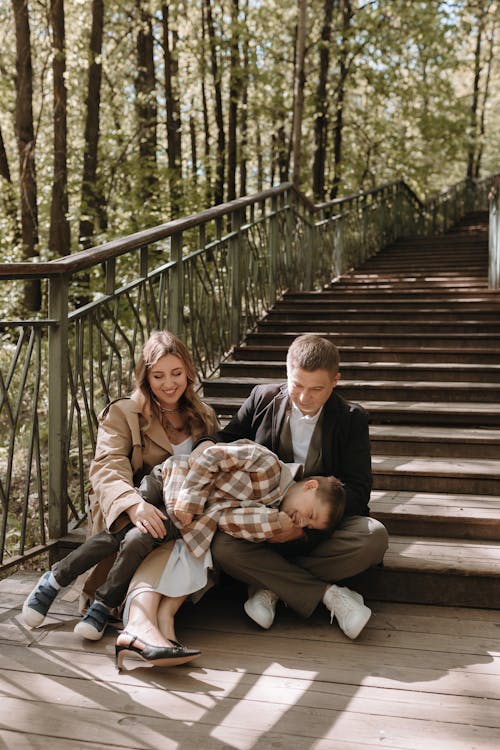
left=132, top=330, right=212, bottom=433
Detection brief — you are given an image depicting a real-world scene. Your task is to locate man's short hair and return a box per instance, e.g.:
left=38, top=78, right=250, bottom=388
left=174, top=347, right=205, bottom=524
left=286, top=334, right=340, bottom=376
left=314, top=475, right=346, bottom=530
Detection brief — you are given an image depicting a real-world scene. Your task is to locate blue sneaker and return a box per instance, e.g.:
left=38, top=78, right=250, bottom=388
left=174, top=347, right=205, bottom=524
left=73, top=601, right=110, bottom=641
left=22, top=572, right=59, bottom=627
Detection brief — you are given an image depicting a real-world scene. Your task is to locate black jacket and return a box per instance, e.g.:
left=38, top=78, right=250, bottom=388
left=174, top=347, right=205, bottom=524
left=217, top=383, right=372, bottom=518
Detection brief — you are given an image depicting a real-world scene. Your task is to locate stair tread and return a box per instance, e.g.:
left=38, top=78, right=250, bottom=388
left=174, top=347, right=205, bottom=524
left=207, top=376, right=500, bottom=393
left=371, top=489, right=500, bottom=513
left=209, top=375, right=500, bottom=386
left=383, top=535, right=500, bottom=576
left=224, top=359, right=500, bottom=373
left=204, top=395, right=500, bottom=414
left=370, top=425, right=500, bottom=442
left=372, top=455, right=500, bottom=476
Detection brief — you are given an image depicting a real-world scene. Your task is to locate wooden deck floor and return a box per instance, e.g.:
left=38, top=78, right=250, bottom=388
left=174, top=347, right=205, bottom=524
left=1, top=571, right=499, bottom=750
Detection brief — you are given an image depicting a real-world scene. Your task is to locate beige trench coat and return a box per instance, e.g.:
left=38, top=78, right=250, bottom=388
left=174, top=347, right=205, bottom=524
left=80, top=394, right=219, bottom=608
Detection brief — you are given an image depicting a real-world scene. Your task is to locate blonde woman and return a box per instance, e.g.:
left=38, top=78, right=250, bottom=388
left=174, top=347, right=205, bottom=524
left=23, top=331, right=218, bottom=666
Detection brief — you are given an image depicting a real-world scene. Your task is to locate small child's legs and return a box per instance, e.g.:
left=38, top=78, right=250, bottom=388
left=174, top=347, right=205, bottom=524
left=21, top=527, right=126, bottom=628
left=93, top=526, right=160, bottom=609
left=52, top=527, right=125, bottom=587
left=74, top=518, right=179, bottom=640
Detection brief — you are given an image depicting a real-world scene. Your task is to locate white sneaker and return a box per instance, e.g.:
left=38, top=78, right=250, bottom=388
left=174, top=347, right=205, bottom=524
left=244, top=588, right=278, bottom=629
left=323, top=584, right=371, bottom=639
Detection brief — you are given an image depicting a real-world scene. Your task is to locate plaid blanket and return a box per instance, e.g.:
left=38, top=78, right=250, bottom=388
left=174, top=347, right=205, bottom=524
left=162, top=440, right=291, bottom=558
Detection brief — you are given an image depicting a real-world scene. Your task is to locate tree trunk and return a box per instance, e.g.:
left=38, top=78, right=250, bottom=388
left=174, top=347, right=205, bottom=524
left=79, top=0, right=104, bottom=248
left=474, top=16, right=495, bottom=178
left=227, top=0, right=240, bottom=202
left=189, top=105, right=198, bottom=188
left=291, top=0, right=307, bottom=187
left=135, top=0, right=158, bottom=222
left=205, top=0, right=225, bottom=204
left=0, top=123, right=20, bottom=245
left=162, top=3, right=182, bottom=214
left=256, top=119, right=263, bottom=193
left=11, top=0, right=40, bottom=310
left=466, top=6, right=485, bottom=180
left=49, top=0, right=70, bottom=257
left=312, top=0, right=333, bottom=202
left=330, top=0, right=353, bottom=200
left=271, top=121, right=289, bottom=185
left=200, top=3, right=212, bottom=206
left=239, top=2, right=249, bottom=197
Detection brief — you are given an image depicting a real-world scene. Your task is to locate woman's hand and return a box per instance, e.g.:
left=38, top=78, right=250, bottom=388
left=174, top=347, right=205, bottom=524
left=174, top=509, right=193, bottom=526
left=127, top=500, right=167, bottom=538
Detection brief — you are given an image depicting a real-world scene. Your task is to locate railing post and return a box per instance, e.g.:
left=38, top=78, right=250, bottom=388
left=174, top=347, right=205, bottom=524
left=304, top=203, right=314, bottom=291
left=394, top=185, right=403, bottom=241
left=48, top=274, right=69, bottom=547
left=489, top=183, right=500, bottom=289
left=268, top=194, right=279, bottom=303
left=169, top=233, right=184, bottom=337
left=464, top=177, right=475, bottom=216
left=334, top=217, right=344, bottom=278
left=229, top=208, right=243, bottom=347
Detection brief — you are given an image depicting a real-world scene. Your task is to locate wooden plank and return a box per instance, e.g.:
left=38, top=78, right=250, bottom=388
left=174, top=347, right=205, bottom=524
left=371, top=490, right=500, bottom=511
left=0, top=676, right=499, bottom=750
left=372, top=455, right=500, bottom=478
left=383, top=537, right=500, bottom=574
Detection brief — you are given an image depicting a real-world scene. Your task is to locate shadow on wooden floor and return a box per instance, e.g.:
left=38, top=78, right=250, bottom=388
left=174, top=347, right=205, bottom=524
left=0, top=571, right=499, bottom=749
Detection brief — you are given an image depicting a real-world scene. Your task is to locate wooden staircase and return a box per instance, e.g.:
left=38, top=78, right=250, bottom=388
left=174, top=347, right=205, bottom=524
left=203, top=212, right=500, bottom=609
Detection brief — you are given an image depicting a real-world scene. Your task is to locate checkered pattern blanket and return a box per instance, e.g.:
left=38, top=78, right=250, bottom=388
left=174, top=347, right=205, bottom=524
left=162, top=440, right=288, bottom=558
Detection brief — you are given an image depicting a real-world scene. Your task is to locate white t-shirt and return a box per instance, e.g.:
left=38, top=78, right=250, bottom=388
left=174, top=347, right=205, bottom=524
left=171, top=436, right=193, bottom=455
left=289, top=401, right=323, bottom=465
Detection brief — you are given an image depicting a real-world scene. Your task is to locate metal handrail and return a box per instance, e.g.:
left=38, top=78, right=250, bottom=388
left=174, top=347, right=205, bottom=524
left=0, top=175, right=497, bottom=570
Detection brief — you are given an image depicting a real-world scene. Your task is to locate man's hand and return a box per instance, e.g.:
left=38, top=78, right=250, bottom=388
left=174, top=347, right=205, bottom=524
left=174, top=509, right=194, bottom=526
left=127, top=500, right=167, bottom=538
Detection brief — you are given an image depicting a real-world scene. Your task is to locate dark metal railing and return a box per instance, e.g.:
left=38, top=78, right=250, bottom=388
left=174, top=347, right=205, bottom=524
left=0, top=176, right=497, bottom=570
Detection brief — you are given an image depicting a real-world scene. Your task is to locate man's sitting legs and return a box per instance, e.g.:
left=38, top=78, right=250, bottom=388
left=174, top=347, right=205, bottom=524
left=212, top=516, right=388, bottom=637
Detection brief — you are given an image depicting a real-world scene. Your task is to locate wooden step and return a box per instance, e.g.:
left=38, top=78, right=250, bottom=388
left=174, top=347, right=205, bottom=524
left=234, top=344, right=500, bottom=365
left=203, top=376, right=500, bottom=404
left=370, top=490, right=500, bottom=540
left=317, top=287, right=498, bottom=298
left=245, top=330, right=500, bottom=347
left=370, top=425, right=500, bottom=459
left=266, top=309, right=500, bottom=323
left=202, top=394, right=500, bottom=427
left=220, top=359, right=500, bottom=383
left=258, top=318, right=500, bottom=334
left=348, top=535, right=500, bottom=609
left=372, top=455, right=500, bottom=495
left=268, top=300, right=500, bottom=320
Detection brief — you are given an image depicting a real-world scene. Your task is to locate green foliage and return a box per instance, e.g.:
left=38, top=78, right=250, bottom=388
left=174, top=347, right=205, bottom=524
left=0, top=0, right=498, bottom=309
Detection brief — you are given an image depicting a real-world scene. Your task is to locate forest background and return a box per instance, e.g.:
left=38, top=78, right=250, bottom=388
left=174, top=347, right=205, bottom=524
left=0, top=0, right=499, bottom=314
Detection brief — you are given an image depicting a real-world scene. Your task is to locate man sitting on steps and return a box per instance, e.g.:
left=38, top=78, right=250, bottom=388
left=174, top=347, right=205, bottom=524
left=200, top=334, right=389, bottom=638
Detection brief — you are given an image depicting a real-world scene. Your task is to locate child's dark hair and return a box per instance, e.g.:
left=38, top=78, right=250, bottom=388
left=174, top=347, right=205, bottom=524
left=313, top=475, right=346, bottom=530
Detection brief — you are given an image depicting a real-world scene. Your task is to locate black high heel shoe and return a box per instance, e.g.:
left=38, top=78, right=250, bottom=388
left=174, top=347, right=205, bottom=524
left=115, top=632, right=201, bottom=671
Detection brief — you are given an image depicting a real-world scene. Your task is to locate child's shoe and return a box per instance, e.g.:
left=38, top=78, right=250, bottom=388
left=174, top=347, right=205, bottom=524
left=73, top=601, right=110, bottom=641
left=22, top=572, right=59, bottom=627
